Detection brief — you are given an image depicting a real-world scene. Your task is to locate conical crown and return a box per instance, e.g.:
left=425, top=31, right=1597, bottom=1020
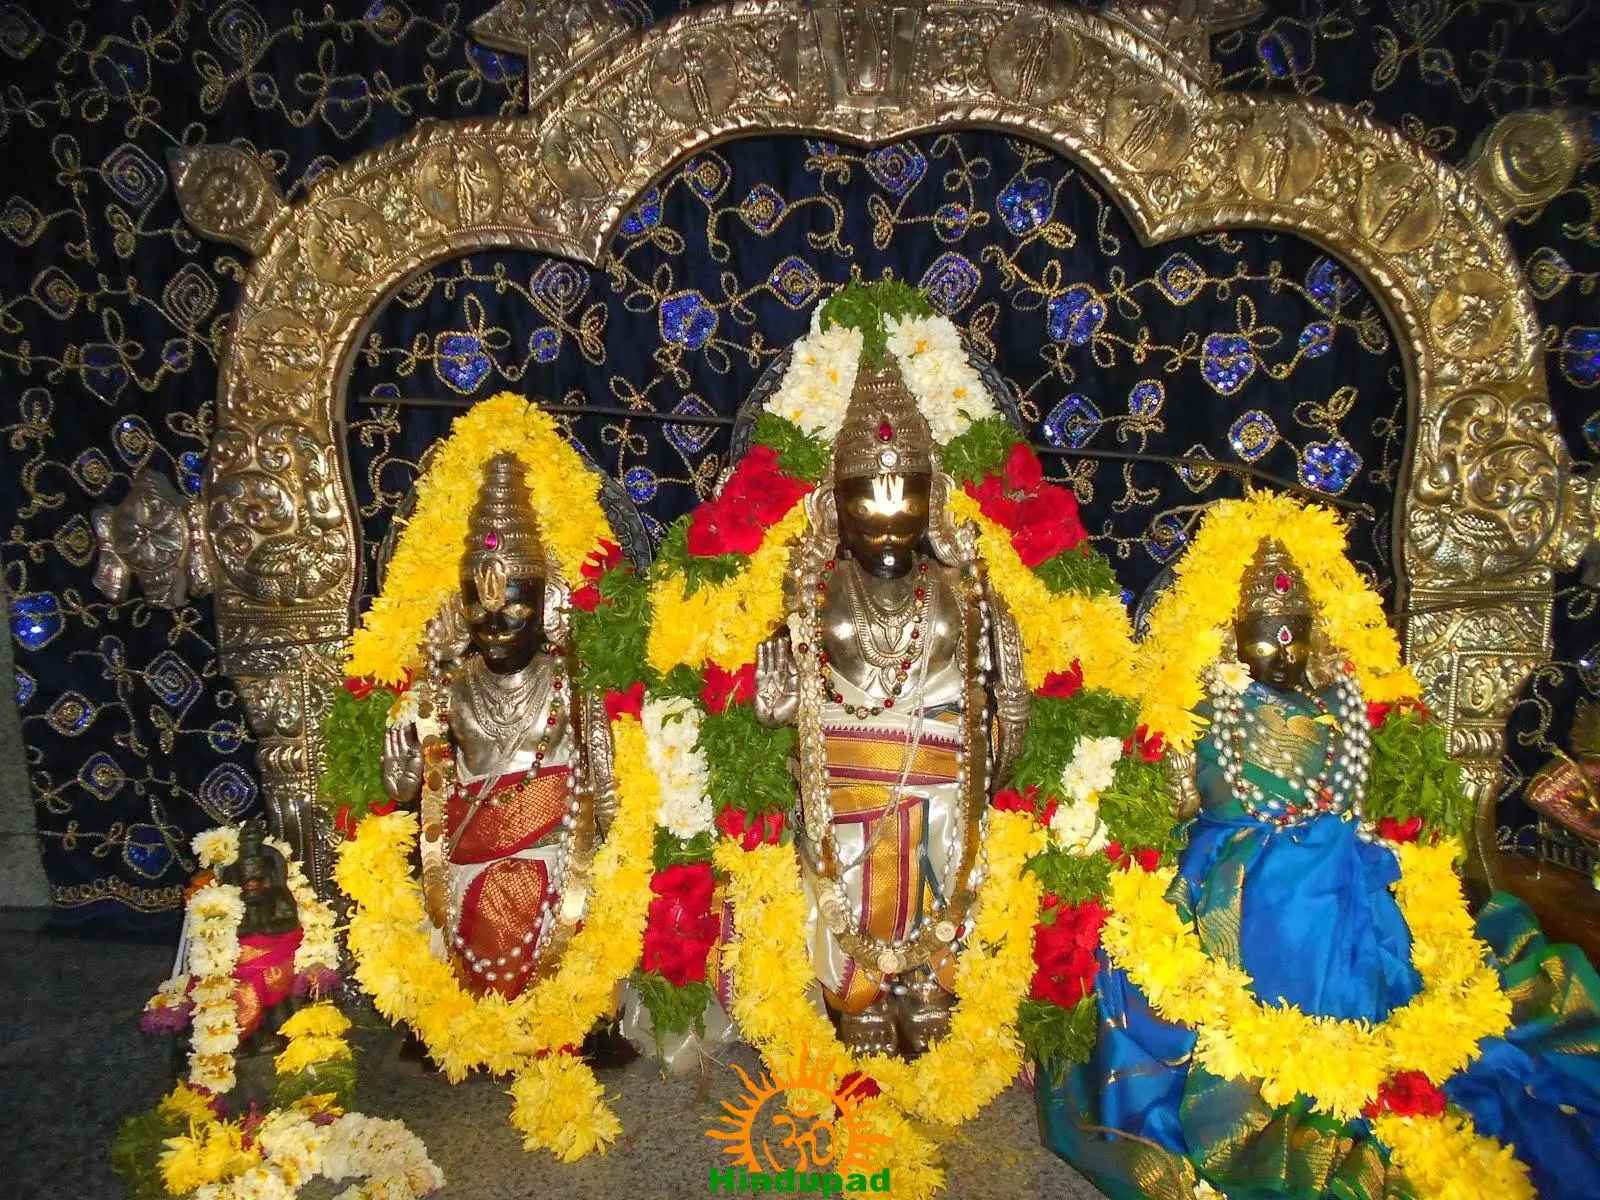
left=463, top=452, right=547, bottom=579
left=1236, top=537, right=1313, bottom=621
left=832, top=360, right=933, bottom=481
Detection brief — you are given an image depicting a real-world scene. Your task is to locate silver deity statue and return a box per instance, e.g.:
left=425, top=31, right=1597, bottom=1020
left=381, top=452, right=613, bottom=1000
left=756, top=362, right=1028, bottom=1058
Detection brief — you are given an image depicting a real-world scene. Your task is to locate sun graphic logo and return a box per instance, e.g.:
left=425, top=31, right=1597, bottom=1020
left=705, top=1043, right=892, bottom=1194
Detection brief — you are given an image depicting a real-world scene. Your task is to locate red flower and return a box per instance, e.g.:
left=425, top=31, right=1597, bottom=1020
left=605, top=682, right=645, bottom=722
left=966, top=473, right=1025, bottom=531
left=334, top=806, right=356, bottom=837
left=760, top=810, right=785, bottom=845
left=1134, top=848, right=1161, bottom=872
left=715, top=807, right=747, bottom=841
left=993, top=786, right=1041, bottom=815
left=687, top=496, right=766, bottom=557
left=1003, top=442, right=1044, bottom=493
left=342, top=676, right=375, bottom=701
left=838, top=1071, right=880, bottom=1102
left=569, top=583, right=603, bottom=613
left=1122, top=723, right=1165, bottom=763
left=582, top=540, right=624, bottom=582
left=1039, top=661, right=1084, bottom=699
left=722, top=444, right=812, bottom=527
left=1368, top=698, right=1432, bottom=729
left=701, top=661, right=756, bottom=714
left=1103, top=841, right=1161, bottom=871
left=1363, top=1070, right=1447, bottom=1119
left=1377, top=815, right=1423, bottom=844
left=1030, top=900, right=1106, bottom=1008
left=642, top=863, right=721, bottom=987
left=1011, top=482, right=1087, bottom=567
left=368, top=798, right=397, bottom=817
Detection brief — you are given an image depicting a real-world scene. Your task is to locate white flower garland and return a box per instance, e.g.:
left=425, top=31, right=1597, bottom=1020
left=151, top=825, right=343, bottom=1093
left=642, top=696, right=712, bottom=840
left=188, top=1111, right=444, bottom=1200
left=761, top=308, right=995, bottom=446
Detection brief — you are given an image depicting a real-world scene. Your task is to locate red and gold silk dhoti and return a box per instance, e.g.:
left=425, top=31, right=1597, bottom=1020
left=232, top=929, right=302, bottom=1037
left=443, top=762, right=570, bottom=1000
left=807, top=712, right=965, bottom=1014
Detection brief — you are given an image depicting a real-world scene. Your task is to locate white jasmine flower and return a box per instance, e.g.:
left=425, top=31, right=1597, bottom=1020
left=643, top=697, right=713, bottom=840
left=1060, top=734, right=1124, bottom=802
left=192, top=826, right=240, bottom=870
left=1049, top=797, right=1109, bottom=857
left=1214, top=659, right=1252, bottom=694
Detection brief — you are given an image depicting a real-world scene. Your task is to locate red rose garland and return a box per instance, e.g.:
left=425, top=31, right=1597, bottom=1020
left=965, top=444, right=1088, bottom=568
left=641, top=862, right=721, bottom=988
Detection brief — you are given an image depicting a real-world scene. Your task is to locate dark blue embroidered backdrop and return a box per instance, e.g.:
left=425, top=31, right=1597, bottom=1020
left=2, top=1, right=1596, bottom=928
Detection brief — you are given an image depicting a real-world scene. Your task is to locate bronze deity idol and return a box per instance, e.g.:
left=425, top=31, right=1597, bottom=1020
left=756, top=362, right=1029, bottom=1057
left=381, top=452, right=615, bottom=1000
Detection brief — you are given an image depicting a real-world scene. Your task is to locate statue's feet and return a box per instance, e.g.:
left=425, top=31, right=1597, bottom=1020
left=836, top=996, right=898, bottom=1058
left=893, top=970, right=954, bottom=1058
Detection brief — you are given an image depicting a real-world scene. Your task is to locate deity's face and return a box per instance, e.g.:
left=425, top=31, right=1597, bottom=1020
left=1235, top=612, right=1312, bottom=691
left=462, top=565, right=544, bottom=674
left=835, top=471, right=931, bottom=580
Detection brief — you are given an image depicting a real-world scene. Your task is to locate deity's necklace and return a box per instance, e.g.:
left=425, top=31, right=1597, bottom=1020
left=810, top=558, right=932, bottom=718
left=461, top=654, right=563, bottom=765
left=1206, top=661, right=1370, bottom=828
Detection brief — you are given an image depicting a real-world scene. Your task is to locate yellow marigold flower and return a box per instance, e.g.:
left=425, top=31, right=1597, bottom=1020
left=157, top=1083, right=217, bottom=1126
left=278, top=1001, right=351, bottom=1041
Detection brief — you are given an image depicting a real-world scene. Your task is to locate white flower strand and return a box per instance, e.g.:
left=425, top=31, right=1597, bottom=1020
left=189, top=1111, right=444, bottom=1200
left=884, top=313, right=996, bottom=443
left=642, top=696, right=713, bottom=840
left=763, top=314, right=862, bottom=441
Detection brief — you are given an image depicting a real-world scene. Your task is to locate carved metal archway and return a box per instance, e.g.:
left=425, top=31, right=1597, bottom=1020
left=165, top=0, right=1598, bottom=888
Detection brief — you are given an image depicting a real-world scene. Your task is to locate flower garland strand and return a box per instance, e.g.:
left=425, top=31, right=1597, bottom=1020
left=346, top=392, right=613, bottom=685
left=334, top=712, right=660, bottom=1157
left=1099, top=841, right=1511, bottom=1123
left=1134, top=492, right=1419, bottom=750
left=714, top=809, right=1045, bottom=1188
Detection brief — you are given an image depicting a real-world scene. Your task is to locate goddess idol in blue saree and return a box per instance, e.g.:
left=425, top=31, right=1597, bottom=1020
left=1039, top=537, right=1600, bottom=1200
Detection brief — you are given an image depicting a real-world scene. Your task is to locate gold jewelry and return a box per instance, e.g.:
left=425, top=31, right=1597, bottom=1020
left=1236, top=537, right=1313, bottom=622
left=832, top=362, right=933, bottom=481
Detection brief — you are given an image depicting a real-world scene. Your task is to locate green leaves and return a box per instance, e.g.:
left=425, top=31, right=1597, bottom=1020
left=111, top=1108, right=182, bottom=1200
left=570, top=567, right=655, bottom=695
left=1019, top=996, right=1099, bottom=1075
left=272, top=1054, right=357, bottom=1110
left=752, top=411, right=831, bottom=483
left=818, top=278, right=934, bottom=366
left=700, top=702, right=795, bottom=818
left=1033, top=544, right=1122, bottom=598
left=1366, top=710, right=1471, bottom=843
left=630, top=971, right=713, bottom=1038
left=653, top=826, right=715, bottom=871
left=316, top=687, right=393, bottom=817
left=939, top=415, right=1022, bottom=485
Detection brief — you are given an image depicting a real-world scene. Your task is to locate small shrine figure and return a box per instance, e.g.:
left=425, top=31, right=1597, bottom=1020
left=382, top=452, right=612, bottom=1001
left=756, top=364, right=1028, bottom=1058
left=220, top=819, right=303, bottom=1049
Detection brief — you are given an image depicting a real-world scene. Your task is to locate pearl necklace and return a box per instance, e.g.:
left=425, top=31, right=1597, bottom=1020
left=1207, top=662, right=1370, bottom=829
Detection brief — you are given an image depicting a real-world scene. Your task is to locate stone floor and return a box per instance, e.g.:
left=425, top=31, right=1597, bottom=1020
left=0, top=910, right=1104, bottom=1199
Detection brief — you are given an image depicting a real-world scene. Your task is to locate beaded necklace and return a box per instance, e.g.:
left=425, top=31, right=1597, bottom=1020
left=1206, top=661, right=1371, bottom=829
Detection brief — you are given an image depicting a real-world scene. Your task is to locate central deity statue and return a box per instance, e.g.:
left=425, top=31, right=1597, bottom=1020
left=382, top=452, right=612, bottom=1001
left=756, top=363, right=1028, bottom=1057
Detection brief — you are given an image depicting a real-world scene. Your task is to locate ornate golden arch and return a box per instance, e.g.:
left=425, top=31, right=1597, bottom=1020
left=167, top=0, right=1597, bottom=887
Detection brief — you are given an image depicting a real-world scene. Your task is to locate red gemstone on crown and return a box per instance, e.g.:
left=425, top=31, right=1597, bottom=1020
left=484, top=531, right=500, bottom=549
left=877, top=420, right=894, bottom=442
left=1273, top=572, right=1291, bottom=593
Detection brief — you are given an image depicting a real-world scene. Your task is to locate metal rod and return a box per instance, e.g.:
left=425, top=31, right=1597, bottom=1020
left=354, top=393, right=1374, bottom=517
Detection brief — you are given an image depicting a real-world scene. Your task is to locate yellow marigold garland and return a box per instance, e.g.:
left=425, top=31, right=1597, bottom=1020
left=1370, top=1111, right=1535, bottom=1200
left=947, top=490, right=1140, bottom=697
left=346, top=392, right=614, bottom=685
left=1099, top=840, right=1512, bottom=1123
left=713, top=810, right=1045, bottom=1197
left=333, top=714, right=659, bottom=1157
left=1135, top=492, right=1419, bottom=750
left=645, top=503, right=811, bottom=675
